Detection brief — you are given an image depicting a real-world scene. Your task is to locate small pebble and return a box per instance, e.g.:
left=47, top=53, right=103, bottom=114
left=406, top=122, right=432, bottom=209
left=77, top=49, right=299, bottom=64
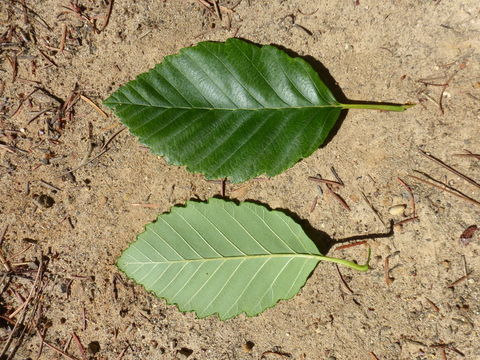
left=177, top=348, right=193, bottom=359
left=441, top=260, right=451, bottom=270
left=88, top=341, right=100, bottom=354
left=389, top=204, right=406, bottom=216
left=243, top=341, right=254, bottom=352
left=36, top=194, right=55, bottom=208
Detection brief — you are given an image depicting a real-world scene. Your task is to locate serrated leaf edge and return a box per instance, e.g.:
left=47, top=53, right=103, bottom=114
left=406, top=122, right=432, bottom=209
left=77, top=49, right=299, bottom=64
left=116, top=198, right=320, bottom=320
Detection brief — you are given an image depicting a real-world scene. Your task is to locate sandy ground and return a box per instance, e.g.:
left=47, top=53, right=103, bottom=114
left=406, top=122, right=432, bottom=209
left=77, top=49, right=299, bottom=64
left=1, top=0, right=479, bottom=359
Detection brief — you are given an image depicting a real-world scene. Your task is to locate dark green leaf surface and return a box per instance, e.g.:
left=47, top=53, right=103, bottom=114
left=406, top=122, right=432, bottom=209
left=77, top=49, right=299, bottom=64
left=105, top=38, right=409, bottom=182
left=118, top=199, right=369, bottom=320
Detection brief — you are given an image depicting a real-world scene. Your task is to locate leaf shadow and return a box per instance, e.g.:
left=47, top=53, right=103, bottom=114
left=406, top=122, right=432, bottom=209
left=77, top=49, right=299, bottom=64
left=268, top=205, right=394, bottom=255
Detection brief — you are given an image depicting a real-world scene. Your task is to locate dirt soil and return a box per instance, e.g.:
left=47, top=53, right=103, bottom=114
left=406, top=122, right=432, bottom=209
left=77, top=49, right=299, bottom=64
left=1, top=0, right=480, bottom=359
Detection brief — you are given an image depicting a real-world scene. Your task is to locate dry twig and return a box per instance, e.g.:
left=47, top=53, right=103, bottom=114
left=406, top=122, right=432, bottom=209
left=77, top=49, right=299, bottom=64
left=419, top=149, right=480, bottom=189
left=384, top=255, right=394, bottom=285
left=335, top=264, right=354, bottom=294
left=408, top=175, right=480, bottom=207
left=98, top=0, right=114, bottom=32
left=0, top=254, right=44, bottom=359
left=80, top=94, right=108, bottom=118
left=61, top=127, right=126, bottom=176
left=447, top=271, right=473, bottom=288
left=335, top=241, right=367, bottom=251
left=36, top=328, right=80, bottom=360
left=453, top=150, right=480, bottom=160
left=397, top=177, right=416, bottom=217
left=308, top=176, right=344, bottom=187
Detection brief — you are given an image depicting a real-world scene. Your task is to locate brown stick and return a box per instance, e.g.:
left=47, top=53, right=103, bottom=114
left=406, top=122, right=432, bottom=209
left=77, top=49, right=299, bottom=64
left=36, top=327, right=46, bottom=360
left=441, top=348, right=447, bottom=360
left=0, top=255, right=44, bottom=358
left=98, top=0, right=114, bottom=32
left=6, top=54, right=18, bottom=82
left=326, top=185, right=350, bottom=211
left=82, top=306, right=87, bottom=331
left=36, top=328, right=80, bottom=360
left=330, top=166, right=344, bottom=185
left=425, top=298, right=440, bottom=312
left=453, top=150, right=480, bottom=160
left=309, top=196, right=318, bottom=213
left=60, top=127, right=126, bottom=176
left=11, top=88, right=39, bottom=117
left=439, top=85, right=448, bottom=114
left=72, top=332, right=87, bottom=360
left=38, top=49, right=58, bottom=67
left=447, top=271, right=473, bottom=288
left=27, top=108, right=54, bottom=125
left=212, top=0, right=222, bottom=20
left=59, top=24, right=67, bottom=51
left=307, top=176, right=344, bottom=187
left=0, top=248, right=11, bottom=271
left=335, top=241, right=367, bottom=251
left=6, top=244, right=32, bottom=261
left=408, top=175, right=480, bottom=207
left=397, top=177, right=416, bottom=217
left=63, top=334, right=73, bottom=353
left=384, top=256, right=394, bottom=285
left=115, top=345, right=129, bottom=360
left=80, top=95, right=108, bottom=118
left=0, top=224, right=9, bottom=246
left=393, top=216, right=418, bottom=228
left=335, top=264, right=354, bottom=294
left=362, top=193, right=386, bottom=226
left=418, top=149, right=480, bottom=189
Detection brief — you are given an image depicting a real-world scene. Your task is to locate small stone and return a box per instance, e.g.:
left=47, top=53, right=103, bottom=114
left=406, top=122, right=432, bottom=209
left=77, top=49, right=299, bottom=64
left=441, top=260, right=451, bottom=270
left=37, top=194, right=55, bottom=208
left=177, top=348, right=193, bottom=359
left=389, top=204, right=406, bottom=216
left=243, top=341, right=254, bottom=352
left=88, top=341, right=100, bottom=354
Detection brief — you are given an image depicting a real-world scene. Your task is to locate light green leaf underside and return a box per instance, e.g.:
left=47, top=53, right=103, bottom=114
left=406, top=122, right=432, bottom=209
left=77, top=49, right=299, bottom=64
left=117, top=198, right=321, bottom=320
left=104, top=38, right=342, bottom=183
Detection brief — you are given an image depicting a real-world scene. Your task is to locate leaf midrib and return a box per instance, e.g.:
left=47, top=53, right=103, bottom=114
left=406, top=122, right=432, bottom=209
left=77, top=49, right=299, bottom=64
left=124, top=252, right=321, bottom=265
left=105, top=101, right=343, bottom=112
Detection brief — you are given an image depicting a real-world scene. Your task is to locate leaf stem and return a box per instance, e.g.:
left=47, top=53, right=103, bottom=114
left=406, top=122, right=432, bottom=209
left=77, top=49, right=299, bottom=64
left=317, top=248, right=371, bottom=272
left=339, top=103, right=414, bottom=112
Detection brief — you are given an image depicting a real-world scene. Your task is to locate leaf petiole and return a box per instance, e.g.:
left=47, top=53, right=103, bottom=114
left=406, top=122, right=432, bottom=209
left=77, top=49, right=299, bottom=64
left=339, top=103, right=414, bottom=112
left=316, top=247, right=371, bottom=272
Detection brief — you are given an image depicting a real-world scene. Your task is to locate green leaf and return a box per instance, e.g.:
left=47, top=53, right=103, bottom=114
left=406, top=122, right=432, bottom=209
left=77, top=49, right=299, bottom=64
left=104, top=38, right=410, bottom=183
left=117, top=198, right=370, bottom=320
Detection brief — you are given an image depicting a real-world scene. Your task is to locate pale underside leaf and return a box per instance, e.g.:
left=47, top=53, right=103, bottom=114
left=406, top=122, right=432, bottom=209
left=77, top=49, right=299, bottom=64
left=117, top=198, right=322, bottom=320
